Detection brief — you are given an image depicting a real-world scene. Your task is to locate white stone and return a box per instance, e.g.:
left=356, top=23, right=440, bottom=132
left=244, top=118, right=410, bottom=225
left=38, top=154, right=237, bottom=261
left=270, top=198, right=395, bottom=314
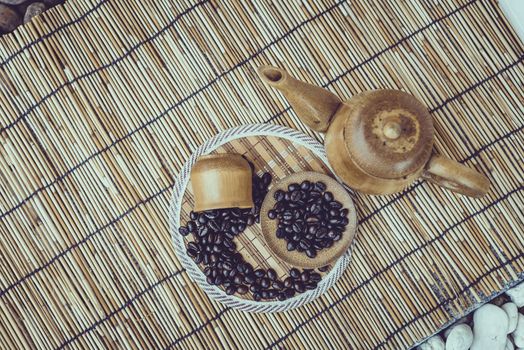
left=506, top=283, right=524, bottom=307
left=419, top=335, right=445, bottom=350
left=513, top=314, right=524, bottom=348
left=444, top=317, right=470, bottom=338
left=471, top=304, right=509, bottom=350
left=503, top=302, right=519, bottom=334
left=445, top=324, right=473, bottom=350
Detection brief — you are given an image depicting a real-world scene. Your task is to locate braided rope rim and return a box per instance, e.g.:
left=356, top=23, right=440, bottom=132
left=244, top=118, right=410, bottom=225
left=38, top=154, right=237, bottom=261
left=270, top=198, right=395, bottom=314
left=169, top=124, right=358, bottom=313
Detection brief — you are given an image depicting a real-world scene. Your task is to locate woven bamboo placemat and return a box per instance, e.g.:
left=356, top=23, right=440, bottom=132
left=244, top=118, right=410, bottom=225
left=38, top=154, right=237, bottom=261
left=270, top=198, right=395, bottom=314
left=0, top=0, right=523, bottom=349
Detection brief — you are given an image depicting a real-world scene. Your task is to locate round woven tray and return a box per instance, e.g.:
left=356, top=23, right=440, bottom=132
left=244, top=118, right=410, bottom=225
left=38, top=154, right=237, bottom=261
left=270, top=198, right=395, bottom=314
left=169, top=124, right=357, bottom=312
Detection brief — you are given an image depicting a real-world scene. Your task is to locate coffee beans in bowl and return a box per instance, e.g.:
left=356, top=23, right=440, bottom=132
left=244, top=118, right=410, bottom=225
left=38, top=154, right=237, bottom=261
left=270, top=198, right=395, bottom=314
left=268, top=180, right=349, bottom=259
left=260, top=172, right=356, bottom=269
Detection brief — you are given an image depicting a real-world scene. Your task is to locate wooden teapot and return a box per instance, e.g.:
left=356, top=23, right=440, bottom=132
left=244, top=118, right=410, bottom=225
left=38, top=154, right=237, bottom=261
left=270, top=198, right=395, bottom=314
left=258, top=66, right=490, bottom=197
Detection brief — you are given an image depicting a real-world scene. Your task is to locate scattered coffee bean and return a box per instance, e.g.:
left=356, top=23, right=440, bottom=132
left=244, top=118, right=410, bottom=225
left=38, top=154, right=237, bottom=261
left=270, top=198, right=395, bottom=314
left=237, top=285, right=249, bottom=295
left=181, top=170, right=328, bottom=301
left=289, top=268, right=300, bottom=279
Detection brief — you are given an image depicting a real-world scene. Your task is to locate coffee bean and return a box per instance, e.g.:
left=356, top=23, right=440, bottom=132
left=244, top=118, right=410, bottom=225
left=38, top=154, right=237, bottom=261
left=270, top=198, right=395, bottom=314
left=284, top=277, right=293, bottom=288
left=287, top=241, right=297, bottom=251
left=315, top=181, right=327, bottom=192
left=290, top=268, right=300, bottom=279
left=244, top=263, right=253, bottom=275
left=190, top=211, right=198, bottom=220
left=316, top=228, right=327, bottom=239
left=267, top=269, right=277, bottom=281
left=273, top=281, right=284, bottom=290
left=233, top=275, right=244, bottom=285
left=310, top=273, right=321, bottom=282
left=277, top=293, right=286, bottom=301
left=268, top=210, right=277, bottom=219
left=246, top=215, right=255, bottom=225
left=208, top=220, right=220, bottom=232
left=300, top=180, right=311, bottom=191
left=298, top=240, right=310, bottom=250
left=206, top=275, right=214, bottom=285
left=237, top=285, right=248, bottom=295
left=226, top=285, right=237, bottom=295
left=198, top=215, right=208, bottom=225
left=260, top=172, right=270, bottom=184
left=260, top=278, right=270, bottom=289
left=288, top=184, right=300, bottom=192
left=318, top=265, right=330, bottom=272
left=309, top=190, right=321, bottom=199
left=186, top=247, right=198, bottom=257
left=178, top=226, right=189, bottom=236
left=267, top=290, right=277, bottom=299
left=214, top=275, right=223, bottom=285
left=254, top=269, right=265, bottom=278
left=292, top=222, right=303, bottom=233
left=290, top=190, right=301, bottom=202
left=306, top=248, right=317, bottom=258
left=197, top=226, right=209, bottom=237
left=285, top=288, right=295, bottom=298
left=250, top=284, right=260, bottom=293
left=300, top=271, right=310, bottom=282
left=294, top=281, right=305, bottom=293
left=253, top=292, right=262, bottom=301
left=274, top=190, right=285, bottom=201
left=305, top=282, right=317, bottom=290
left=282, top=211, right=293, bottom=221
left=244, top=274, right=255, bottom=284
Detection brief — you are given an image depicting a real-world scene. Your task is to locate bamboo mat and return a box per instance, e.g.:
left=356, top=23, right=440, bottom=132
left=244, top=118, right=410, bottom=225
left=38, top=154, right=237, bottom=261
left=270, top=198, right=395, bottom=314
left=0, top=0, right=523, bottom=348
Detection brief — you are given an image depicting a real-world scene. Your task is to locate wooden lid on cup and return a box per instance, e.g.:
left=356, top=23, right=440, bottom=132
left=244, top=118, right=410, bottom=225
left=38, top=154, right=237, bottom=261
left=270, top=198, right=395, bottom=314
left=343, top=90, right=434, bottom=179
left=191, top=154, right=253, bottom=212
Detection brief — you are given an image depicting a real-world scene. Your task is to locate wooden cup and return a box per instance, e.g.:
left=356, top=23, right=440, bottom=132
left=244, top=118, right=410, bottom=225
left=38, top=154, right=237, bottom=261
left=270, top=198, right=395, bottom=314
left=191, top=154, right=254, bottom=212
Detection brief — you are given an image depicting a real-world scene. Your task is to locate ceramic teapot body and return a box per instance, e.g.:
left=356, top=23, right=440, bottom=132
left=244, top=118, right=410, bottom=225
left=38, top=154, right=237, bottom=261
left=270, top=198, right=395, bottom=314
left=258, top=66, right=490, bottom=197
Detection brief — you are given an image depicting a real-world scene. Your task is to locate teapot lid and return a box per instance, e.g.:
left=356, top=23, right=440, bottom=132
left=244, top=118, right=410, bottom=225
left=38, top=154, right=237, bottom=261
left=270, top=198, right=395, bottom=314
left=343, top=90, right=434, bottom=179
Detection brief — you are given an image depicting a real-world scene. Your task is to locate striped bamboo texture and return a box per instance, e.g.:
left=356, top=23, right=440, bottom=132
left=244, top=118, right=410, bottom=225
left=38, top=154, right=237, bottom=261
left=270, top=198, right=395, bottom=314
left=0, top=0, right=523, bottom=349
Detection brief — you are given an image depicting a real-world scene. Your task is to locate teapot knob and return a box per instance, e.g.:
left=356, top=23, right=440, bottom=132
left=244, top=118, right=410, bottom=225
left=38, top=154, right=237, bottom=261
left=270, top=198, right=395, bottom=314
left=383, top=121, right=401, bottom=140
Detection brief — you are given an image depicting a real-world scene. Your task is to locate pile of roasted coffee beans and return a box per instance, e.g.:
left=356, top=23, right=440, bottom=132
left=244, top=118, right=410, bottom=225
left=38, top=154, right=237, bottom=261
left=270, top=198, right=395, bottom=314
left=268, top=181, right=349, bottom=258
left=0, top=0, right=63, bottom=35
left=179, top=171, right=328, bottom=301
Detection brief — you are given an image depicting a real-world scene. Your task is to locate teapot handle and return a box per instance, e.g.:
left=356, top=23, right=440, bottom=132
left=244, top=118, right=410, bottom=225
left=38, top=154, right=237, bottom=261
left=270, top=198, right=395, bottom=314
left=421, top=155, right=490, bottom=197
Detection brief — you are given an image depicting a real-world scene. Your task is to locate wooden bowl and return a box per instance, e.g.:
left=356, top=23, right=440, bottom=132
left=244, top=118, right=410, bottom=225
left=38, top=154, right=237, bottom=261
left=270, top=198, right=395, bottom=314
left=190, top=153, right=253, bottom=212
left=260, top=172, right=357, bottom=269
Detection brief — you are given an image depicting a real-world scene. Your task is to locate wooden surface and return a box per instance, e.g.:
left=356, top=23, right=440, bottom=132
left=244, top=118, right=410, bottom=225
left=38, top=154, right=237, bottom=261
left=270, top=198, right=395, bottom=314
left=0, top=0, right=523, bottom=349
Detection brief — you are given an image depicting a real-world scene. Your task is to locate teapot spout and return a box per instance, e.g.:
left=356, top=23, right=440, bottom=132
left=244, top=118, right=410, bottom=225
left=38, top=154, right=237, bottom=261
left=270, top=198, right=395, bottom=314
left=257, top=65, right=341, bottom=132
